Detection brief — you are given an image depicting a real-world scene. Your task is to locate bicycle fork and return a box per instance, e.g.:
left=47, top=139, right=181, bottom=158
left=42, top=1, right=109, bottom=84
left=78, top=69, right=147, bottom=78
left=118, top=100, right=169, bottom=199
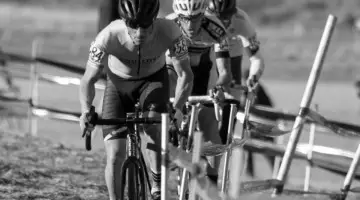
left=119, top=132, right=149, bottom=200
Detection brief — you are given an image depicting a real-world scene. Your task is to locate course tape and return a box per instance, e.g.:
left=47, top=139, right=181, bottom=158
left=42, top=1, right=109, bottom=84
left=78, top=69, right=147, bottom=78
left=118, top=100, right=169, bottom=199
left=0, top=95, right=80, bottom=123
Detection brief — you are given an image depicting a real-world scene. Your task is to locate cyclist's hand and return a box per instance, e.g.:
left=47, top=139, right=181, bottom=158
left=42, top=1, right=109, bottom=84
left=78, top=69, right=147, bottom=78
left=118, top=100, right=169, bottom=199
left=80, top=111, right=95, bottom=134
left=246, top=75, right=258, bottom=91
left=210, top=86, right=225, bottom=104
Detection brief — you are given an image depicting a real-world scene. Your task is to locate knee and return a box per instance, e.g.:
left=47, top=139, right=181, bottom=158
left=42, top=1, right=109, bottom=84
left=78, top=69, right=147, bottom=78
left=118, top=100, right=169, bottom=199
left=106, top=149, right=125, bottom=166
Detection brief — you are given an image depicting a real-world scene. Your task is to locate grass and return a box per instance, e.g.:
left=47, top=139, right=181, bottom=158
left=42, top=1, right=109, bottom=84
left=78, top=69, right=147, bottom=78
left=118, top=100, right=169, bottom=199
left=1, top=2, right=360, bottom=200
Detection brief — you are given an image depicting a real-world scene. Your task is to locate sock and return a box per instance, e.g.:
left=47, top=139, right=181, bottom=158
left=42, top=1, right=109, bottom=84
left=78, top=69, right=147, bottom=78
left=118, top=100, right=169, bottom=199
left=151, top=171, right=161, bottom=194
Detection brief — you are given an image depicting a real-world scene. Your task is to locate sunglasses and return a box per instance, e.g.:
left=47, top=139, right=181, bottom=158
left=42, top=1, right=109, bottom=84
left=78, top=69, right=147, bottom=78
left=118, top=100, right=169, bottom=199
left=178, top=13, right=203, bottom=22
left=125, top=19, right=153, bottom=29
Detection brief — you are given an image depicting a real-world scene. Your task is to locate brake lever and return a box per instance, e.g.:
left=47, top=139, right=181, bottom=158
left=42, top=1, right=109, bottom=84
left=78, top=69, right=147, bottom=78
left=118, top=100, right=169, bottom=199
left=81, top=106, right=98, bottom=138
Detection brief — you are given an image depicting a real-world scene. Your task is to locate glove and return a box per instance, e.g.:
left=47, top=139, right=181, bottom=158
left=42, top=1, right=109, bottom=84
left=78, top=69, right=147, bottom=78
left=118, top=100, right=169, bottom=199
left=80, top=111, right=95, bottom=135
left=246, top=75, right=258, bottom=91
left=210, top=85, right=226, bottom=104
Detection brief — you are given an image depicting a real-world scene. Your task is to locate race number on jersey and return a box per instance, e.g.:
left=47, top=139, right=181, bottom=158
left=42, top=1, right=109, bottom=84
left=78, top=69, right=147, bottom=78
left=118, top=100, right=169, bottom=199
left=89, top=42, right=106, bottom=64
left=202, top=18, right=227, bottom=43
left=170, top=35, right=189, bottom=60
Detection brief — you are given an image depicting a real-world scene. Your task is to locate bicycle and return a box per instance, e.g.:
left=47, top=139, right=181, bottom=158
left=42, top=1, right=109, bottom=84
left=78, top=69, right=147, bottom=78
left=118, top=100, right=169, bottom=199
left=169, top=92, right=244, bottom=200
left=82, top=102, right=163, bottom=200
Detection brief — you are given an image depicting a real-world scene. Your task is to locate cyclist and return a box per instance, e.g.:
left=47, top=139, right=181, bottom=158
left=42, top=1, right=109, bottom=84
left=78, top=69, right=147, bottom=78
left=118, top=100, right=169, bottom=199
left=165, top=0, right=253, bottom=186
left=79, top=0, right=194, bottom=199
left=207, top=0, right=265, bottom=93
left=207, top=0, right=267, bottom=178
left=242, top=68, right=276, bottom=177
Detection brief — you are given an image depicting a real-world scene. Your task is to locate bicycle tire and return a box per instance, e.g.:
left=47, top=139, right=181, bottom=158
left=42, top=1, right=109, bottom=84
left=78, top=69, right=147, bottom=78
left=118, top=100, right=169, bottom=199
left=85, top=133, right=91, bottom=151
left=120, top=157, right=148, bottom=200
left=137, top=161, right=147, bottom=200
left=139, top=152, right=152, bottom=192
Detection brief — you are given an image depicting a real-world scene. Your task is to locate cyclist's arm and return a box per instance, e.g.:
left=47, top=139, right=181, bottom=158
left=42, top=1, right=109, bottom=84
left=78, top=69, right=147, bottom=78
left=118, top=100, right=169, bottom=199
left=168, top=35, right=193, bottom=111
left=234, top=9, right=265, bottom=80
left=79, top=43, right=107, bottom=113
left=214, top=39, right=232, bottom=91
left=246, top=38, right=264, bottom=80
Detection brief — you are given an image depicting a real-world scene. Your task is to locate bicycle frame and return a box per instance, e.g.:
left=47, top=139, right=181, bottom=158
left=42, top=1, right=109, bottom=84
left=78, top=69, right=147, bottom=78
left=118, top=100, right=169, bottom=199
left=173, top=96, right=241, bottom=200
left=83, top=103, right=164, bottom=200
left=119, top=102, right=151, bottom=200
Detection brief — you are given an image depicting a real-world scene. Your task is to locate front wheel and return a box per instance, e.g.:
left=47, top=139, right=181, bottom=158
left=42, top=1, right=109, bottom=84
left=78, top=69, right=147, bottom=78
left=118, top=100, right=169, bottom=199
left=120, top=157, right=148, bottom=200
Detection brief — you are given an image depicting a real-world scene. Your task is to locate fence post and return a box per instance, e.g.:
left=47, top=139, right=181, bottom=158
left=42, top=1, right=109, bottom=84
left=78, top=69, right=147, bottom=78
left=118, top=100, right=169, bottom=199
left=220, top=103, right=238, bottom=193
left=272, top=133, right=285, bottom=179
left=341, top=144, right=360, bottom=200
left=161, top=113, right=169, bottom=200
left=304, top=104, right=318, bottom=194
left=273, top=15, right=337, bottom=195
left=228, top=147, right=243, bottom=198
left=28, top=38, right=41, bottom=136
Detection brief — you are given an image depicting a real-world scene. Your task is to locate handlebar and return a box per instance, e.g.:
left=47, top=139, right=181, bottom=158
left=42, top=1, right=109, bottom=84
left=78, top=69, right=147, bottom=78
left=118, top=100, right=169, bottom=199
left=169, top=96, right=241, bottom=122
left=84, top=106, right=162, bottom=126
left=169, top=96, right=241, bottom=106
left=82, top=106, right=163, bottom=151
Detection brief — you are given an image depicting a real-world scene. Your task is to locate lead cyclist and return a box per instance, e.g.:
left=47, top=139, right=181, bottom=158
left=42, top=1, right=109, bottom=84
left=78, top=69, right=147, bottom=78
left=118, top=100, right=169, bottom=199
left=165, top=0, right=253, bottom=186
left=78, top=0, right=194, bottom=199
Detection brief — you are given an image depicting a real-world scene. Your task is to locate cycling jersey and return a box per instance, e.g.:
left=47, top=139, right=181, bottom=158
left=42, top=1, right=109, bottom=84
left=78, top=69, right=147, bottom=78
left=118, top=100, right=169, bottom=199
left=165, top=13, right=230, bottom=95
left=207, top=8, right=257, bottom=57
left=165, top=12, right=229, bottom=67
left=87, top=19, right=188, bottom=80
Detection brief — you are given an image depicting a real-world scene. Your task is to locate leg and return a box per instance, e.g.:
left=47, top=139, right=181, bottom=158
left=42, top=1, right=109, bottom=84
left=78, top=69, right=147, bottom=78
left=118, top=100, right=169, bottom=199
left=197, top=106, right=222, bottom=185
left=102, top=78, right=128, bottom=200
left=166, top=65, right=177, bottom=98
left=230, top=56, right=243, bottom=85
left=139, top=68, right=170, bottom=198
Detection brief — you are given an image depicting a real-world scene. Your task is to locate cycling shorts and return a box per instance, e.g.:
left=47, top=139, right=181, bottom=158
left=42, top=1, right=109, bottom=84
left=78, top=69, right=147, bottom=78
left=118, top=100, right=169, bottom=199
left=102, top=66, right=170, bottom=141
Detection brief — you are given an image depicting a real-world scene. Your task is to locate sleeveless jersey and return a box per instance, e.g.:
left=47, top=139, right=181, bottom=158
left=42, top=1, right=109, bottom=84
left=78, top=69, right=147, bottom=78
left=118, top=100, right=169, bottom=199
left=165, top=13, right=229, bottom=67
left=207, top=8, right=257, bottom=57
left=87, top=19, right=188, bottom=79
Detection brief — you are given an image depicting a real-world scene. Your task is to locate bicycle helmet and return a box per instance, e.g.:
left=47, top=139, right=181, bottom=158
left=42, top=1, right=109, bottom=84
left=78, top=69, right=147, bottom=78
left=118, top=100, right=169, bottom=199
left=173, top=0, right=209, bottom=16
left=118, top=0, right=160, bottom=28
left=208, top=0, right=236, bottom=18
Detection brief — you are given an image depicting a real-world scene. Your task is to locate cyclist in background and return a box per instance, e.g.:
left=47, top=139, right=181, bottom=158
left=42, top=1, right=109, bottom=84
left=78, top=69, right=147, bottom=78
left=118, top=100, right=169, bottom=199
left=79, top=0, right=194, bottom=199
left=207, top=0, right=267, bottom=177
left=165, top=0, right=259, bottom=186
left=207, top=0, right=265, bottom=90
left=242, top=68, right=276, bottom=177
